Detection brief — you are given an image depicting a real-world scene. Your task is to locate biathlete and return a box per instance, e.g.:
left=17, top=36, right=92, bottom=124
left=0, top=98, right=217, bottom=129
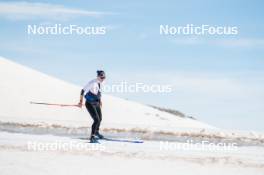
left=78, top=70, right=106, bottom=143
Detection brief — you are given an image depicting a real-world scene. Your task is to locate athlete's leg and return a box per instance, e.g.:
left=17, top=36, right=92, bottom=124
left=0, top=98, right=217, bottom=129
left=85, top=101, right=100, bottom=137
left=95, top=105, right=102, bottom=135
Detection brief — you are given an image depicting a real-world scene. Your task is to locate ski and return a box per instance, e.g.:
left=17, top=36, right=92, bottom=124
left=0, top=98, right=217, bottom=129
left=90, top=140, right=101, bottom=144
left=78, top=137, right=144, bottom=144
left=102, top=137, right=144, bottom=144
left=77, top=137, right=101, bottom=144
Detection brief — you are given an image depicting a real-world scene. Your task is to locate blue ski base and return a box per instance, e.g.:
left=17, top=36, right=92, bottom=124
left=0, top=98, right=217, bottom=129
left=102, top=138, right=144, bottom=143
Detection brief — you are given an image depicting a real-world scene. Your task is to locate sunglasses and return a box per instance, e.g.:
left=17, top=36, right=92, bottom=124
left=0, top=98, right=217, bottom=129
left=99, top=76, right=106, bottom=80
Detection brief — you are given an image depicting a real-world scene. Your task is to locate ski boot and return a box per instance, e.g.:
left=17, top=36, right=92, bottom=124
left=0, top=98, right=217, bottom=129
left=90, top=135, right=99, bottom=143
left=95, top=132, right=104, bottom=139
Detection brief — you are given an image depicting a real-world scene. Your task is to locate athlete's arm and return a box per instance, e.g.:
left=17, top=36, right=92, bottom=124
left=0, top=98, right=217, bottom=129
left=78, top=89, right=85, bottom=108
left=99, top=99, right=102, bottom=107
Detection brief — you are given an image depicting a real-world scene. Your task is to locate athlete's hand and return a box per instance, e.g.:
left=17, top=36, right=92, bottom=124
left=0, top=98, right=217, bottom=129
left=77, top=101, right=83, bottom=108
left=100, top=101, right=102, bottom=108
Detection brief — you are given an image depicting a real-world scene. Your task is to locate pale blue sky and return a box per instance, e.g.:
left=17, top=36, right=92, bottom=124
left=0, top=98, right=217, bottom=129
left=0, top=0, right=263, bottom=131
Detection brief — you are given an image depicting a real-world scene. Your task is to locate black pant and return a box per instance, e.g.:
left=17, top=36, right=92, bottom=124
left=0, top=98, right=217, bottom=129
left=85, top=101, right=102, bottom=137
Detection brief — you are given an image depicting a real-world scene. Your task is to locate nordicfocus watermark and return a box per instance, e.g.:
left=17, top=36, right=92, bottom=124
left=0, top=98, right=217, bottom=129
left=160, top=24, right=238, bottom=35
left=160, top=140, right=238, bottom=151
left=27, top=141, right=105, bottom=152
left=101, top=81, right=173, bottom=93
left=27, top=24, right=106, bottom=35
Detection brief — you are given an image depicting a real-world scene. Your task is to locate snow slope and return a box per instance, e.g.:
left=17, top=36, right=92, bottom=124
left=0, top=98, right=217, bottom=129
left=0, top=56, right=213, bottom=133
left=1, top=57, right=264, bottom=175
left=1, top=132, right=264, bottom=175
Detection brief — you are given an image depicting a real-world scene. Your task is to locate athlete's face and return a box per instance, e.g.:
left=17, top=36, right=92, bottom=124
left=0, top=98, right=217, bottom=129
left=98, top=76, right=105, bottom=82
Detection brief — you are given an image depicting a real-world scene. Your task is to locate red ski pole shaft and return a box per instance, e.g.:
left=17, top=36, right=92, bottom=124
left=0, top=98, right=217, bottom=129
left=30, top=101, right=84, bottom=107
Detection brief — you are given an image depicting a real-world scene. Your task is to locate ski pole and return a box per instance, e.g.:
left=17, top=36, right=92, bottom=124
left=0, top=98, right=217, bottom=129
left=30, top=101, right=84, bottom=107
